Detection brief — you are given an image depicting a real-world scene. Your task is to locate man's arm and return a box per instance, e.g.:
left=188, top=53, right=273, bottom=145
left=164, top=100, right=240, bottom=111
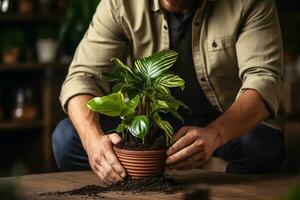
left=67, top=95, right=126, bottom=184
left=166, top=89, right=269, bottom=169
left=60, top=0, right=128, bottom=184
left=166, top=0, right=283, bottom=170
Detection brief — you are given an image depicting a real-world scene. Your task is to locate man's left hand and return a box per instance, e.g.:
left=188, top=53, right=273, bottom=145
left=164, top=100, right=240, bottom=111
left=166, top=126, right=222, bottom=170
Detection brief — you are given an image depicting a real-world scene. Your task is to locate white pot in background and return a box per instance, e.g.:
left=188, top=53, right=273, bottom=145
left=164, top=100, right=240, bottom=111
left=36, top=39, right=57, bottom=63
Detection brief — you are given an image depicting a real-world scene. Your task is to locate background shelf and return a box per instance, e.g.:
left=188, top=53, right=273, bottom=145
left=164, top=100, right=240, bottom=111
left=0, top=14, right=61, bottom=24
left=0, top=63, right=68, bottom=72
left=0, top=120, right=44, bottom=131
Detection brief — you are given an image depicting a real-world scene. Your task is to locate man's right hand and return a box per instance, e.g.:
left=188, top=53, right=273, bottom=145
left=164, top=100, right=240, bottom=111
left=86, top=133, right=126, bottom=185
left=67, top=95, right=127, bottom=185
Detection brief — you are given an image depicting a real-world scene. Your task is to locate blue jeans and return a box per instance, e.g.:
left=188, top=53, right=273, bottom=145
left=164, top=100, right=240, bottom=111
left=52, top=116, right=285, bottom=173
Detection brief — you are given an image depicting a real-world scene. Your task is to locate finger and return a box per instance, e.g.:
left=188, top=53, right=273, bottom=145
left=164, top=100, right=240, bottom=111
left=171, top=126, right=189, bottom=144
left=167, top=130, right=198, bottom=156
left=91, top=164, right=106, bottom=184
left=101, top=158, right=123, bottom=184
left=169, top=151, right=204, bottom=170
left=105, top=151, right=126, bottom=178
left=108, top=133, right=122, bottom=145
left=166, top=141, right=203, bottom=165
left=92, top=156, right=116, bottom=185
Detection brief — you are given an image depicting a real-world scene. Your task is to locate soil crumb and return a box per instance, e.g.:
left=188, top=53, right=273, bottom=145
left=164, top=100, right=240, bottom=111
left=40, top=176, right=181, bottom=198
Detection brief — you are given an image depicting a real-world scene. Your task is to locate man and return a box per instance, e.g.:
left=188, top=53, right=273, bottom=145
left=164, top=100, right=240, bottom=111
left=52, top=0, right=285, bottom=185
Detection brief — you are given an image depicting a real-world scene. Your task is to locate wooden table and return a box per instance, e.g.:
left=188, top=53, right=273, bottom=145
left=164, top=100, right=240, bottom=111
left=0, top=170, right=299, bottom=200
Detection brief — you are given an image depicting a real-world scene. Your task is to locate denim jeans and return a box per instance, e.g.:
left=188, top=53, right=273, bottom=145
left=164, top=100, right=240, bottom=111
left=52, top=115, right=285, bottom=173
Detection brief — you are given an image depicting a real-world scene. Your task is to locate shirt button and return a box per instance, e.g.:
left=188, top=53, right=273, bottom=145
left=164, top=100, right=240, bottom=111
left=194, top=21, right=200, bottom=26
left=163, top=25, right=168, bottom=30
left=212, top=41, right=218, bottom=48
left=200, top=77, right=206, bottom=82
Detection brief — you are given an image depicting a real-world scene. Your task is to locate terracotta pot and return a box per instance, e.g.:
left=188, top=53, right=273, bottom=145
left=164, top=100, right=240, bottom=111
left=113, top=146, right=166, bottom=178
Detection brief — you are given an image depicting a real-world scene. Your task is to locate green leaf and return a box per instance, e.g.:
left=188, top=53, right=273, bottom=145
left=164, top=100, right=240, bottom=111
left=112, top=82, right=126, bottom=92
left=122, top=114, right=135, bottom=125
left=156, top=94, right=190, bottom=111
left=128, top=115, right=150, bottom=141
left=168, top=109, right=184, bottom=123
left=102, top=72, right=124, bottom=82
left=122, top=95, right=140, bottom=116
left=154, top=85, right=171, bottom=94
left=116, top=124, right=126, bottom=133
left=153, top=113, right=174, bottom=140
left=86, top=92, right=126, bottom=117
left=151, top=100, right=169, bottom=110
left=155, top=74, right=185, bottom=90
left=134, top=50, right=178, bottom=80
left=111, top=58, right=134, bottom=75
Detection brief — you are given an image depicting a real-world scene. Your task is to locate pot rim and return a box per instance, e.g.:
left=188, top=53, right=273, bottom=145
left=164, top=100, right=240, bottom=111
left=113, top=146, right=166, bottom=155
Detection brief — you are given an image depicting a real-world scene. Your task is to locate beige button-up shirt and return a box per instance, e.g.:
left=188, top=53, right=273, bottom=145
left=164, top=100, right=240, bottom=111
left=60, top=0, right=284, bottom=129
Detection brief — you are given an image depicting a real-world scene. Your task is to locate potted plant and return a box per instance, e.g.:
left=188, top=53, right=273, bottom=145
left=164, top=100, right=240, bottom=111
left=87, top=50, right=189, bottom=178
left=0, top=28, right=26, bottom=64
left=36, top=26, right=58, bottom=63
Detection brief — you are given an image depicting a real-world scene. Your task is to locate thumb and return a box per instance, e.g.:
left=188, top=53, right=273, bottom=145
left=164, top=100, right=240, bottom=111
left=107, top=133, right=122, bottom=145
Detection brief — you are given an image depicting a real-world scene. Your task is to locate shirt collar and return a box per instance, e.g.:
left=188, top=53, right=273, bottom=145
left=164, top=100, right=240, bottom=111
left=150, top=0, right=217, bottom=12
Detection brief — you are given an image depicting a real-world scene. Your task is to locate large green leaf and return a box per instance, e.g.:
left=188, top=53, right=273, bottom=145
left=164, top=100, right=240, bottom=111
left=86, top=92, right=126, bottom=117
left=155, top=74, right=185, bottom=90
left=128, top=115, right=150, bottom=142
left=134, top=50, right=178, bottom=80
left=122, top=95, right=140, bottom=116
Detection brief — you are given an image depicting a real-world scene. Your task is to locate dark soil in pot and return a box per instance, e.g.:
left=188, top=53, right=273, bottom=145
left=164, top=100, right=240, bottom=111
left=116, top=129, right=167, bottom=151
left=40, top=176, right=183, bottom=198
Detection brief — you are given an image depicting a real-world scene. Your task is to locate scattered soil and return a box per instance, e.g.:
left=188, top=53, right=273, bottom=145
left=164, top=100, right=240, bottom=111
left=40, top=176, right=182, bottom=198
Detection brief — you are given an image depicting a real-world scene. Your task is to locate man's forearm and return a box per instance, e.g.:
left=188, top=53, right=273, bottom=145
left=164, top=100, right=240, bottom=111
left=67, top=95, right=105, bottom=151
left=208, top=89, right=270, bottom=146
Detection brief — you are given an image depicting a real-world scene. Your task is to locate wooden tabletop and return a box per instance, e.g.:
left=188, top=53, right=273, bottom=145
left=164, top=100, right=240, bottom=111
left=0, top=170, right=299, bottom=200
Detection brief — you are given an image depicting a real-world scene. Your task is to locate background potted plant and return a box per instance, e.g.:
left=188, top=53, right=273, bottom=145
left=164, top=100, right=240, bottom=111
left=0, top=28, right=26, bottom=64
left=36, top=26, right=58, bottom=63
left=87, top=50, right=190, bottom=178
left=58, top=0, right=100, bottom=60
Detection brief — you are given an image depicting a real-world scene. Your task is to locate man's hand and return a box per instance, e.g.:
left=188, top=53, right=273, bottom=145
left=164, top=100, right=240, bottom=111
left=86, top=133, right=126, bottom=185
left=166, top=126, right=221, bottom=170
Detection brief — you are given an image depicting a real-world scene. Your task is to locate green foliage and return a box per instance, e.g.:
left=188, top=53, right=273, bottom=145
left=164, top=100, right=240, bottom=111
left=87, top=92, right=127, bottom=117
left=59, top=0, right=101, bottom=54
left=128, top=115, right=150, bottom=143
left=37, top=26, right=57, bottom=39
left=0, top=28, right=26, bottom=51
left=86, top=50, right=189, bottom=145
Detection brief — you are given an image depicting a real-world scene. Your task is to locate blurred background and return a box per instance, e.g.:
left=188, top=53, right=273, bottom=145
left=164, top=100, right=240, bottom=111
left=0, top=0, right=299, bottom=177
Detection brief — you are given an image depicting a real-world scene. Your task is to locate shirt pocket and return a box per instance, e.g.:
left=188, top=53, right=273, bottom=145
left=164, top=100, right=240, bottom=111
left=206, top=36, right=241, bottom=110
left=206, top=35, right=238, bottom=77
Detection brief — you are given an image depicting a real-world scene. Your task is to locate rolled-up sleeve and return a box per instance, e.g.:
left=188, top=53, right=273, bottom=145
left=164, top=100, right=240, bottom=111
left=236, top=0, right=284, bottom=118
left=60, top=0, right=128, bottom=112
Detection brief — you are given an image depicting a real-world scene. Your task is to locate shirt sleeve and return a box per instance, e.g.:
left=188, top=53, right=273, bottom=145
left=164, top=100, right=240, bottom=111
left=60, top=0, right=128, bottom=113
left=236, top=0, right=284, bottom=118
